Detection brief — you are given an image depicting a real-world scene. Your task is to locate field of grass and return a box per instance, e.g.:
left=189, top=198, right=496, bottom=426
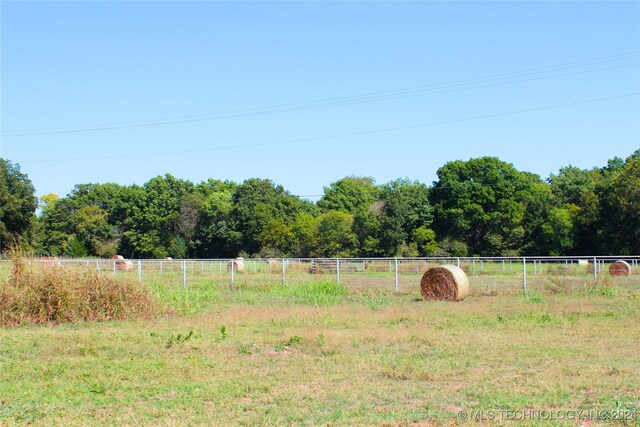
left=1, top=269, right=639, bottom=426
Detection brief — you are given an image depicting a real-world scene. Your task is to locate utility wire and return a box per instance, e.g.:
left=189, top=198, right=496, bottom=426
left=16, top=92, right=638, bottom=164
left=3, top=52, right=638, bottom=137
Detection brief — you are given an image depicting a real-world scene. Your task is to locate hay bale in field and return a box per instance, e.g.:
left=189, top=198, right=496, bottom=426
left=420, top=265, right=469, bottom=301
left=578, top=259, right=589, bottom=266
left=163, top=256, right=172, bottom=260
left=609, top=260, right=631, bottom=276
left=268, top=258, right=281, bottom=272
left=227, top=257, right=245, bottom=272
left=112, top=255, right=133, bottom=271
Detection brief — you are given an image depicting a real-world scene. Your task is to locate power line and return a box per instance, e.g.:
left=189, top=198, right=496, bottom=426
left=3, top=52, right=638, bottom=137
left=16, top=92, right=638, bottom=164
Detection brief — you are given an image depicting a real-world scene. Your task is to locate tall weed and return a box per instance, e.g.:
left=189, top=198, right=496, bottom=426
left=0, top=249, right=159, bottom=326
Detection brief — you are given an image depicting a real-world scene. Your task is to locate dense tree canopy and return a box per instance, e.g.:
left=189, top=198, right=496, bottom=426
left=0, top=159, right=38, bottom=251
left=431, top=157, right=544, bottom=256
left=2, top=151, right=637, bottom=258
left=317, top=176, right=379, bottom=214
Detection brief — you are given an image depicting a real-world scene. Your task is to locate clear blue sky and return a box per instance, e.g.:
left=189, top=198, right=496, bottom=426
left=1, top=1, right=639, bottom=201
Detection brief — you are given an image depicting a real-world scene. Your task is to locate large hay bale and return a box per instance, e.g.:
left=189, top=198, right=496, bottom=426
left=227, top=257, right=245, bottom=272
left=112, top=255, right=133, bottom=271
left=420, top=265, right=469, bottom=301
left=609, top=260, right=631, bottom=276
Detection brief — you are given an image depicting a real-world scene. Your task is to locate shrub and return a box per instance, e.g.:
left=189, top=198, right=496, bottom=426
left=1, top=250, right=159, bottom=326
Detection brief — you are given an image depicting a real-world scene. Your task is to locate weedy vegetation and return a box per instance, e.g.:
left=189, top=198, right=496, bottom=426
left=0, top=249, right=158, bottom=326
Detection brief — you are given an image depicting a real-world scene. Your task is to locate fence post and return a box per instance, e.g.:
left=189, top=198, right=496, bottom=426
left=183, top=260, right=187, bottom=289
left=456, top=257, right=460, bottom=268
left=593, top=256, right=597, bottom=285
left=231, top=259, right=235, bottom=289
left=113, top=260, right=117, bottom=275
left=138, top=260, right=142, bottom=282
left=394, top=258, right=399, bottom=292
left=281, top=258, right=286, bottom=285
left=336, top=258, right=340, bottom=284
left=522, top=257, right=527, bottom=294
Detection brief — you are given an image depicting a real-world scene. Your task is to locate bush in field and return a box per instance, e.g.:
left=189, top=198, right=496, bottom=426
left=0, top=250, right=159, bottom=326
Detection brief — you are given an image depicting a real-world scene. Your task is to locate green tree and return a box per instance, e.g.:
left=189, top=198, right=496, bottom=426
left=598, top=157, right=640, bottom=254
left=413, top=226, right=438, bottom=256
left=193, top=179, right=237, bottom=258
left=431, top=157, right=548, bottom=256
left=352, top=206, right=383, bottom=257
left=124, top=175, right=196, bottom=258
left=36, top=193, right=68, bottom=255
left=37, top=183, right=145, bottom=257
left=317, top=176, right=380, bottom=214
left=259, top=219, right=293, bottom=256
left=536, top=207, right=574, bottom=256
left=0, top=159, right=38, bottom=251
left=549, top=166, right=600, bottom=254
left=72, top=205, right=117, bottom=257
left=290, top=212, right=318, bottom=257
left=311, top=210, right=357, bottom=257
left=168, top=236, right=188, bottom=259
left=231, top=178, right=314, bottom=256
left=378, top=179, right=432, bottom=256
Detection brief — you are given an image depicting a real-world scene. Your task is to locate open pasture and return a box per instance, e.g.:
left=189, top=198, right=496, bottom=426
left=1, top=258, right=639, bottom=425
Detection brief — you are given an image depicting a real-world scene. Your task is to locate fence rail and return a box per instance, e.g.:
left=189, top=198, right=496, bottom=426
left=1, top=256, right=639, bottom=294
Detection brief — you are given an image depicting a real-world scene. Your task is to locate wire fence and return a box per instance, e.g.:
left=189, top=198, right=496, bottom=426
left=1, top=256, right=639, bottom=294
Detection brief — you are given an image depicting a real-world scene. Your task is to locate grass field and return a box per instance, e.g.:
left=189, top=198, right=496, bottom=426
left=1, top=268, right=639, bottom=425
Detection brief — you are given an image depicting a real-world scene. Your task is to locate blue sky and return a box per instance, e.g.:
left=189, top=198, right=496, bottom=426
left=1, top=1, right=639, bottom=201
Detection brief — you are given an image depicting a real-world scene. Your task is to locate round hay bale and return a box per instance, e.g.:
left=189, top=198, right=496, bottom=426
left=112, top=255, right=133, bottom=271
left=164, top=256, right=173, bottom=260
left=420, top=265, right=469, bottom=301
left=609, top=260, right=631, bottom=276
left=227, top=257, right=245, bottom=272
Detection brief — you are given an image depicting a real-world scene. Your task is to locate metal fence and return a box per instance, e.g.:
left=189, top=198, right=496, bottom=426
left=1, top=256, right=639, bottom=294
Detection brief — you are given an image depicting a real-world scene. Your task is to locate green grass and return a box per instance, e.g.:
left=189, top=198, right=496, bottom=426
left=1, top=274, right=639, bottom=426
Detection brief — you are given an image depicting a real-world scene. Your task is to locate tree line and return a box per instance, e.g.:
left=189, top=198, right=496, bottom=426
left=1, top=151, right=638, bottom=258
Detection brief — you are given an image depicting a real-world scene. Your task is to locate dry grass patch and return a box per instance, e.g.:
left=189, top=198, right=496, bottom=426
left=0, top=253, right=159, bottom=326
